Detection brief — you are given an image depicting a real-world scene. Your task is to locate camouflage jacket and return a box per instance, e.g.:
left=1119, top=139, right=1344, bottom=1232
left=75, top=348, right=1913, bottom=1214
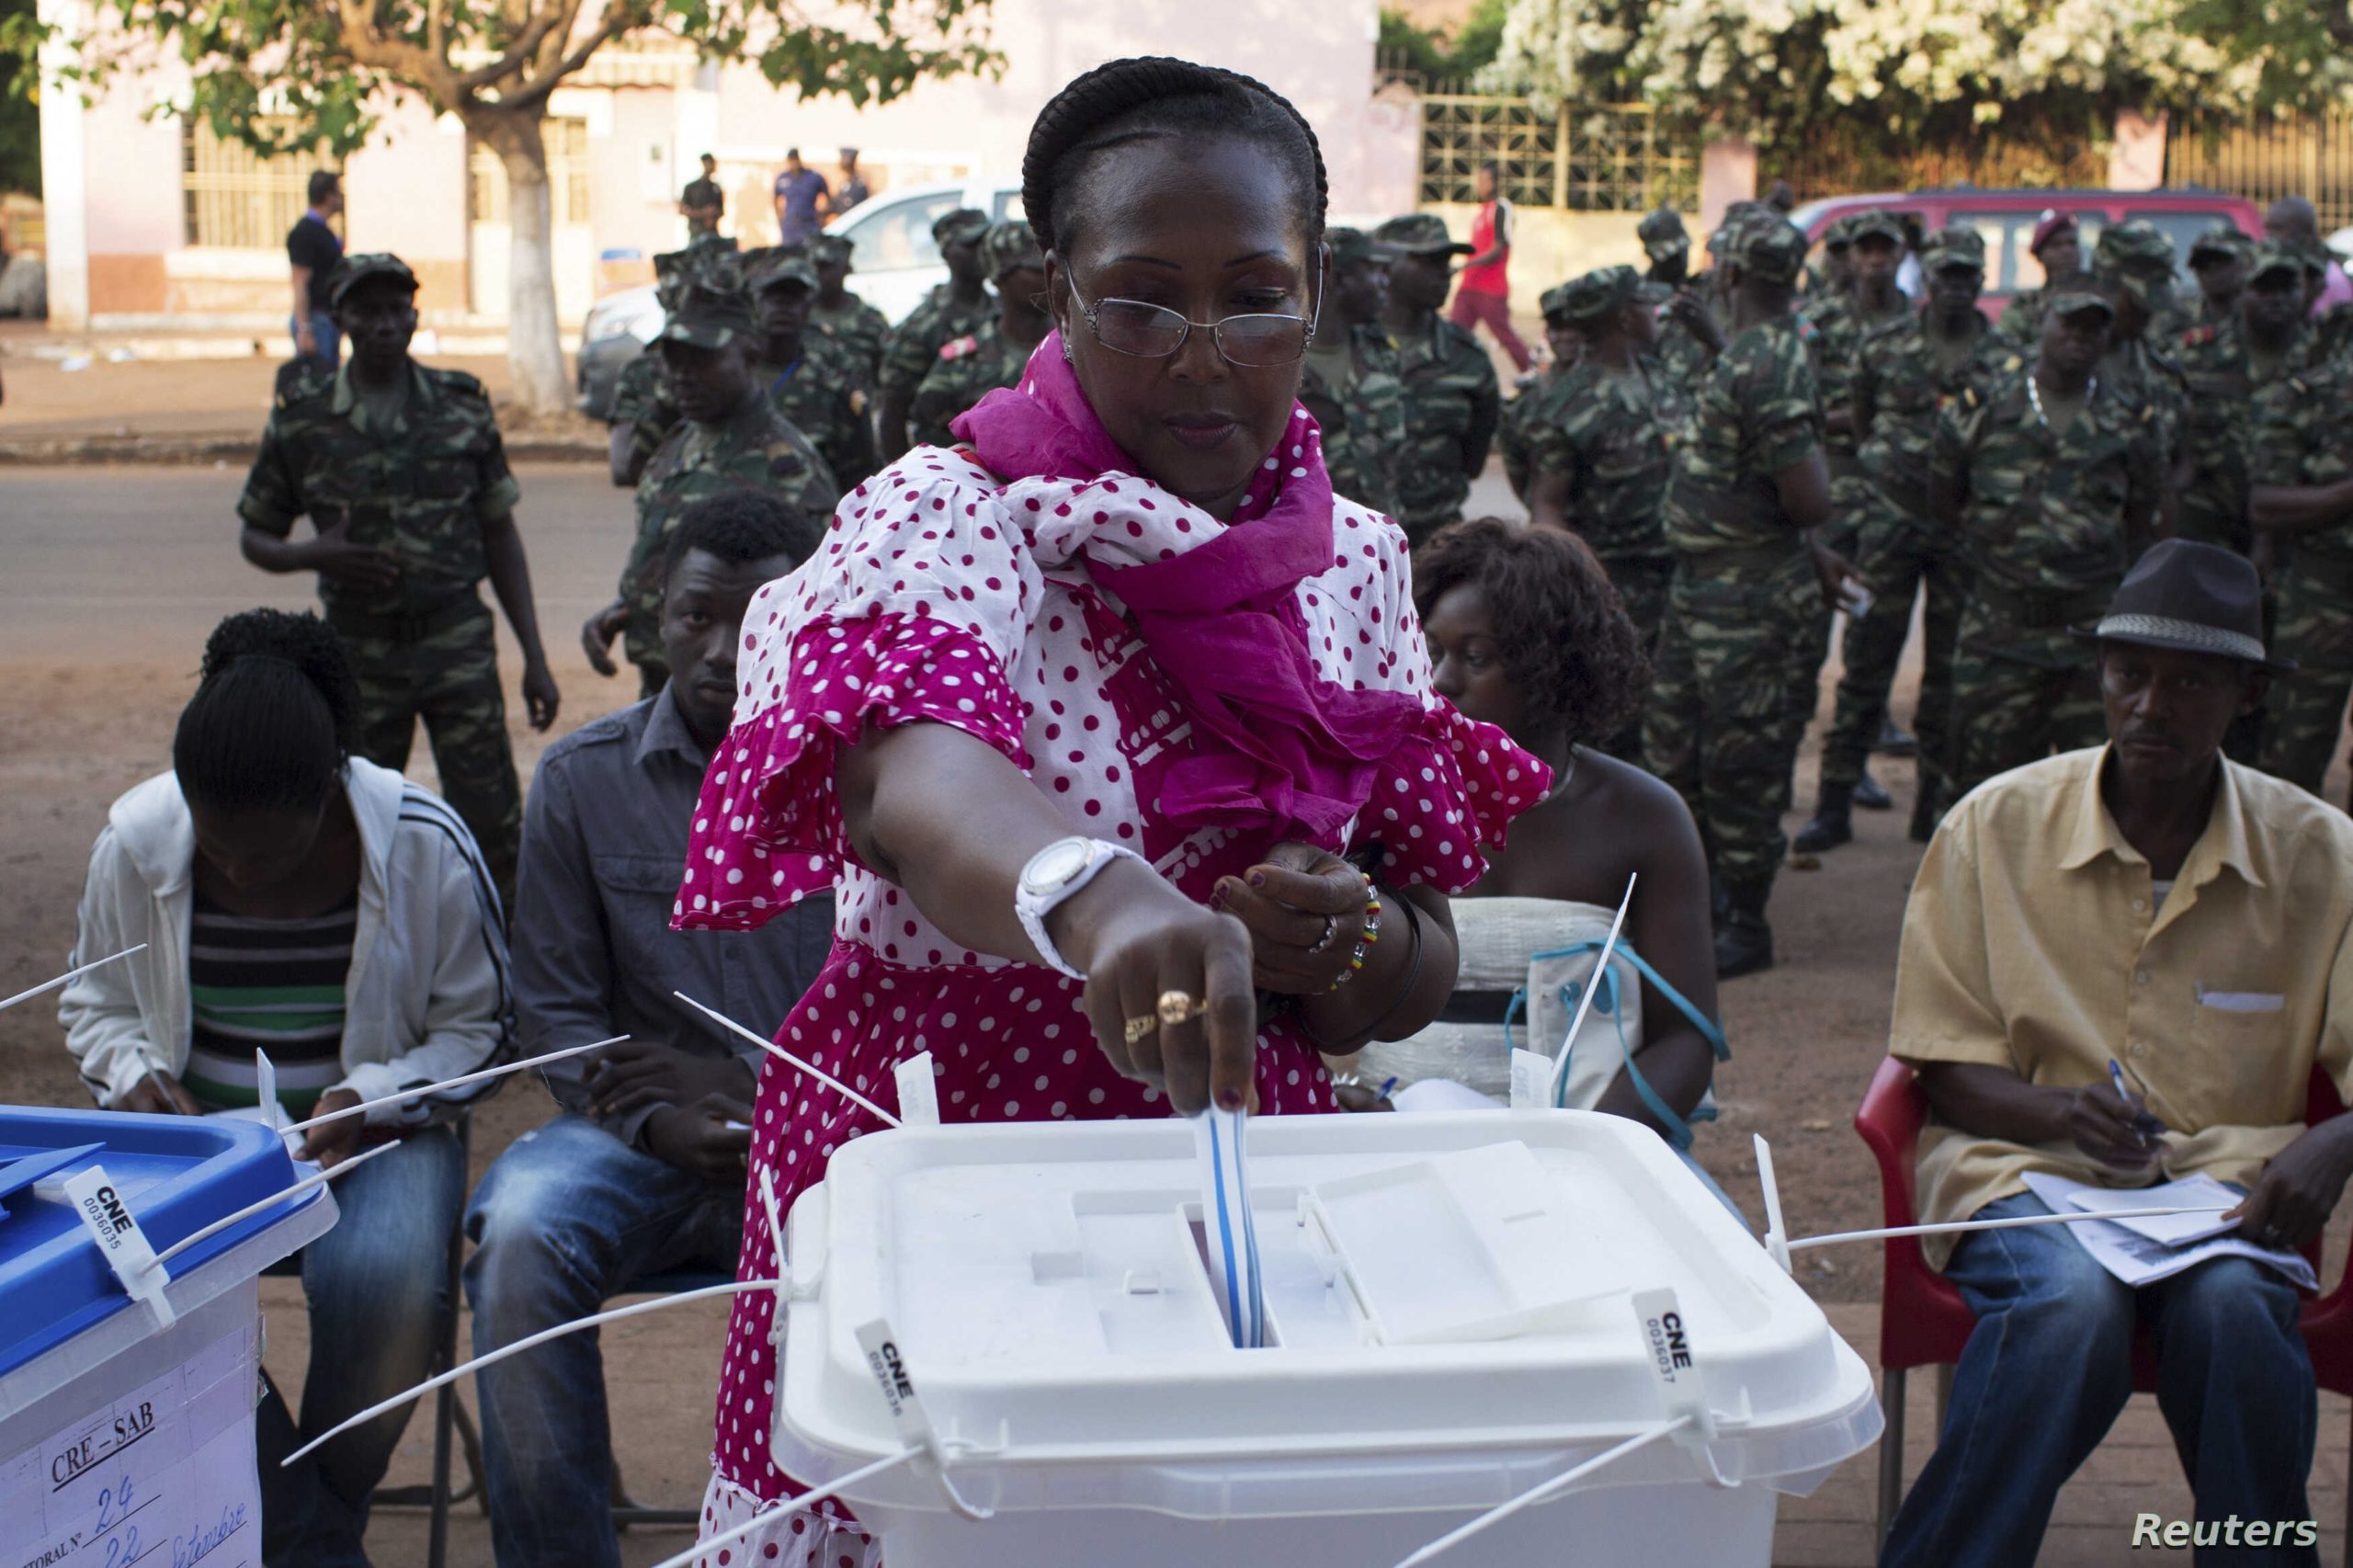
left=1662, top=317, right=1822, bottom=557
left=1932, top=369, right=2160, bottom=595
left=1641, top=278, right=1716, bottom=392
left=1499, top=366, right=1569, bottom=500
left=761, top=332, right=878, bottom=489
left=1802, top=290, right=1911, bottom=458
left=1523, top=354, right=1686, bottom=561
left=2177, top=316, right=2316, bottom=517
left=1852, top=310, right=2022, bottom=508
left=879, top=283, right=995, bottom=401
left=908, top=319, right=1036, bottom=451
left=621, top=394, right=841, bottom=669
left=812, top=293, right=891, bottom=382
left=2251, top=356, right=2353, bottom=564
left=238, top=358, right=521, bottom=619
left=1390, top=312, right=1501, bottom=536
left=2098, top=331, right=2190, bottom=468
left=1298, top=321, right=1407, bottom=517
left=608, top=347, right=682, bottom=483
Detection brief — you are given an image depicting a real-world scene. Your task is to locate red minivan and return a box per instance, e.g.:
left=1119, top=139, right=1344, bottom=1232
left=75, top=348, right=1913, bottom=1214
left=1787, top=187, right=2267, bottom=321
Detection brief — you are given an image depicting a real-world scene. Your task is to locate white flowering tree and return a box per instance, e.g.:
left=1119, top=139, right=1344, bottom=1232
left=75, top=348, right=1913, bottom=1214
left=1482, top=0, right=2353, bottom=152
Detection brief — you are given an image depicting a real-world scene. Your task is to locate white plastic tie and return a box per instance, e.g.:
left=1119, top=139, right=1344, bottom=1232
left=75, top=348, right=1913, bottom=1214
left=1547, top=873, right=1635, bottom=1108
left=1754, top=1132, right=1791, bottom=1272
left=1786, top=1204, right=2235, bottom=1254
left=1, top=944, right=147, bottom=1012
left=280, top=1035, right=630, bottom=1134
left=151, top=1136, right=401, bottom=1268
left=674, top=991, right=904, bottom=1127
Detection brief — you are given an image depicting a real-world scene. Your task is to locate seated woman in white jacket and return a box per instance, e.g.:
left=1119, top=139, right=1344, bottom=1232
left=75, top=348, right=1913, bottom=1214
left=61, top=608, right=511, bottom=1568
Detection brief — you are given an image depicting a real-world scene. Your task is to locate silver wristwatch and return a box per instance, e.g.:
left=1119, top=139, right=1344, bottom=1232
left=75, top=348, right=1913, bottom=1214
left=1015, top=836, right=1143, bottom=980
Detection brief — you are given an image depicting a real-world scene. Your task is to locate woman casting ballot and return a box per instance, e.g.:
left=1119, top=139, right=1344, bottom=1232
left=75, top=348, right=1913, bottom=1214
left=670, top=56, right=1542, bottom=1562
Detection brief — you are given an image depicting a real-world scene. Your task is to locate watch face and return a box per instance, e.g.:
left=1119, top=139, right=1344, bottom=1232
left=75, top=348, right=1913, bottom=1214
left=1024, top=838, right=1094, bottom=896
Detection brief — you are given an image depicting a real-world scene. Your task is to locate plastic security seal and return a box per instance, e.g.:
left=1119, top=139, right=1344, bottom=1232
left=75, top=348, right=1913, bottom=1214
left=1631, top=1286, right=1727, bottom=1484
left=62, top=1164, right=175, bottom=1328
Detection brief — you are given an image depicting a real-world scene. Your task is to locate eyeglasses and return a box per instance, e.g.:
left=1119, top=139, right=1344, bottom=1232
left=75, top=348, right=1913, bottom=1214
left=1064, top=272, right=1320, bottom=368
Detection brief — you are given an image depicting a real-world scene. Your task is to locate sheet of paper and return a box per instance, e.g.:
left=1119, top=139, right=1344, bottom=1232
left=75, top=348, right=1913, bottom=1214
left=2021, top=1172, right=2317, bottom=1291
left=2062, top=1171, right=2243, bottom=1247
left=1190, top=1107, right=1265, bottom=1348
left=1391, top=1078, right=1506, bottom=1114
left=0, top=1321, right=263, bottom=1568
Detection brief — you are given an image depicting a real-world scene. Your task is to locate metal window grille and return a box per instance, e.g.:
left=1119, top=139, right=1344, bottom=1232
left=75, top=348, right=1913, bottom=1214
left=468, top=118, right=593, bottom=226
left=2169, top=111, right=2353, bottom=234
left=1416, top=94, right=1698, bottom=214
left=182, top=120, right=336, bottom=249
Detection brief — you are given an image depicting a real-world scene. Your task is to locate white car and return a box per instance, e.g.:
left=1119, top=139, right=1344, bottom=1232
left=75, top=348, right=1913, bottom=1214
left=578, top=176, right=1025, bottom=415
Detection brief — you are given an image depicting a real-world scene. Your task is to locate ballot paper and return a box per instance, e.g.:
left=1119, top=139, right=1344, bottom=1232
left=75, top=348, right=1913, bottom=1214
left=0, top=1321, right=262, bottom=1568
left=2021, top=1171, right=2317, bottom=1291
left=2063, top=1172, right=2245, bottom=1248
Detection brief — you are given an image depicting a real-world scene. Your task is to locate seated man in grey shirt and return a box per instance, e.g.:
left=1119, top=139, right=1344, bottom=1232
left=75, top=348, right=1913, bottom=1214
left=461, top=490, right=826, bottom=1568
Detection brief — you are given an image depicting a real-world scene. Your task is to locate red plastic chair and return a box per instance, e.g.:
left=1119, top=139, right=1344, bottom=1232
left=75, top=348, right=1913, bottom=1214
left=1856, top=1056, right=2353, bottom=1555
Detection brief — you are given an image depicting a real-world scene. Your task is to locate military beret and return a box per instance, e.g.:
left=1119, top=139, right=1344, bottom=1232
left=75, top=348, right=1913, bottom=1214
left=1328, top=227, right=1398, bottom=268
left=2246, top=241, right=2307, bottom=285
left=1551, top=265, right=1641, bottom=325
left=1638, top=206, right=1690, bottom=256
left=1373, top=212, right=1473, bottom=257
left=1849, top=210, right=1908, bottom=249
left=2188, top=224, right=2253, bottom=267
left=328, top=254, right=418, bottom=310
left=1733, top=217, right=1809, bottom=284
left=1920, top=226, right=1986, bottom=271
left=983, top=219, right=1044, bottom=279
left=932, top=207, right=992, bottom=247
left=2029, top=210, right=2079, bottom=254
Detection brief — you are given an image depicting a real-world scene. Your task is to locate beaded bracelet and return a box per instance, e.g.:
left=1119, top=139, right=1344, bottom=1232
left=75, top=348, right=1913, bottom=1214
left=1327, top=871, right=1382, bottom=991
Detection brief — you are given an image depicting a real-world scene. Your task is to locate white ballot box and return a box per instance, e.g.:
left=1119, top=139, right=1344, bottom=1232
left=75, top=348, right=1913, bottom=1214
left=775, top=1110, right=1881, bottom=1568
left=0, top=1108, right=335, bottom=1568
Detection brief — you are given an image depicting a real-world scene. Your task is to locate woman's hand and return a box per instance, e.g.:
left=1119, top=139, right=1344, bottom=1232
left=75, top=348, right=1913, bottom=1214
left=1211, top=843, right=1368, bottom=995
left=1055, top=858, right=1260, bottom=1115
left=113, top=1068, right=200, bottom=1117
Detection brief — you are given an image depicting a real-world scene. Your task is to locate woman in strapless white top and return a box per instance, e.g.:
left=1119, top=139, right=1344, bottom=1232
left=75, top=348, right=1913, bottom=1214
left=1336, top=519, right=1724, bottom=1143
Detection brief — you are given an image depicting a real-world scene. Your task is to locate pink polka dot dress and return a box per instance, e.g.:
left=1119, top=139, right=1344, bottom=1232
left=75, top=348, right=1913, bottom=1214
left=671, top=431, right=1544, bottom=1564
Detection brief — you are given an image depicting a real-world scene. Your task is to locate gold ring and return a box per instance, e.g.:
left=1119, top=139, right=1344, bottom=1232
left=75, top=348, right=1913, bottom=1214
left=1158, top=990, right=1207, bottom=1027
left=1123, top=1014, right=1159, bottom=1047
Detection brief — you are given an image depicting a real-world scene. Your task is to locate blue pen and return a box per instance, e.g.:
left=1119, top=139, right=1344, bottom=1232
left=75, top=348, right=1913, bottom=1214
left=2109, top=1059, right=2167, bottom=1142
left=1378, top=1075, right=1399, bottom=1101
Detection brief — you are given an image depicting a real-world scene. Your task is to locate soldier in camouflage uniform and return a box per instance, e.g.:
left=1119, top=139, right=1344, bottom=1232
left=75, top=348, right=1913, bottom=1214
left=1637, top=205, right=1717, bottom=392
left=1796, top=227, right=2021, bottom=852
left=1803, top=211, right=1912, bottom=553
left=746, top=246, right=878, bottom=488
left=585, top=257, right=841, bottom=698
left=907, top=220, right=1051, bottom=451
left=1499, top=281, right=1583, bottom=502
left=808, top=233, right=891, bottom=385
left=1805, top=214, right=1859, bottom=303
left=607, top=239, right=734, bottom=487
left=1939, top=287, right=2162, bottom=806
left=2251, top=290, right=2353, bottom=799
left=2176, top=243, right=2317, bottom=554
left=877, top=208, right=995, bottom=460
left=236, top=254, right=560, bottom=908
left=1373, top=212, right=1501, bottom=547
left=1524, top=266, right=1684, bottom=713
left=2093, top=220, right=2192, bottom=551
left=2188, top=223, right=2253, bottom=327
left=1297, top=227, right=1409, bottom=516
left=1643, top=216, right=1860, bottom=977
left=1997, top=210, right=2085, bottom=345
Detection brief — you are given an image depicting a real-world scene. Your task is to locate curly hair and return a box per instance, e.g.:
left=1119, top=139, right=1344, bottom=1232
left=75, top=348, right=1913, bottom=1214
left=174, top=608, right=357, bottom=813
left=663, top=487, right=818, bottom=584
left=1020, top=57, right=1327, bottom=261
left=1413, top=518, right=1648, bottom=747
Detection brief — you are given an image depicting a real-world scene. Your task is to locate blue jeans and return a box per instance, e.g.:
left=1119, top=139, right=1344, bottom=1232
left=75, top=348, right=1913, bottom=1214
left=1882, top=1192, right=2318, bottom=1568
left=290, top=310, right=340, bottom=372
left=462, top=1114, right=745, bottom=1568
left=256, top=1126, right=466, bottom=1568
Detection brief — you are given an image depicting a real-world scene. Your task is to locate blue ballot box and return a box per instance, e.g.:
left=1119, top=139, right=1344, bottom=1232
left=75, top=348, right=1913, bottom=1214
left=0, top=1108, right=337, bottom=1565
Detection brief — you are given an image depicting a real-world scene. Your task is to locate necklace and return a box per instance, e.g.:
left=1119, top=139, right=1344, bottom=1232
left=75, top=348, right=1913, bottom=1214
left=2027, top=371, right=2094, bottom=429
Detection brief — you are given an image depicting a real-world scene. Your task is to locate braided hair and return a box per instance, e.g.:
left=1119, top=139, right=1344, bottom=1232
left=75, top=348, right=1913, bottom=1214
left=174, top=608, right=358, bottom=814
left=1021, top=57, right=1327, bottom=261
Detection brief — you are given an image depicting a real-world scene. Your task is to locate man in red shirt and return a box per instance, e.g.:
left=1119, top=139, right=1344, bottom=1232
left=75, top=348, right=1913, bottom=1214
left=1448, top=162, right=1534, bottom=373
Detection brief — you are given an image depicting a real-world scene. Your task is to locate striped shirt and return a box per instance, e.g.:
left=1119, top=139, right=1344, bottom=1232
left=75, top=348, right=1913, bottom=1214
left=184, top=892, right=357, bottom=1115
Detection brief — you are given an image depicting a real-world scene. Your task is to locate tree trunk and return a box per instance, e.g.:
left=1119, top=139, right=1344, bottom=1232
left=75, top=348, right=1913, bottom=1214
left=473, top=108, right=571, bottom=418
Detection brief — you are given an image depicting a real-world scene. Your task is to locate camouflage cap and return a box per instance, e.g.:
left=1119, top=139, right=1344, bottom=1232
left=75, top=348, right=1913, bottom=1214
left=1373, top=213, right=1473, bottom=257
left=2292, top=237, right=2335, bottom=278
left=656, top=253, right=757, bottom=348
left=1822, top=214, right=1858, bottom=251
left=1328, top=227, right=1397, bottom=268
left=2045, top=283, right=2115, bottom=322
left=744, top=246, right=819, bottom=296
left=1849, top=210, right=1908, bottom=249
left=1551, top=264, right=1640, bottom=325
left=983, top=218, right=1044, bottom=279
left=1919, top=225, right=1986, bottom=272
left=2188, top=223, right=2254, bottom=267
left=1637, top=206, right=1690, bottom=257
left=810, top=233, right=854, bottom=267
left=1733, top=216, right=1808, bottom=283
left=2096, top=219, right=2177, bottom=278
left=932, top=207, right=993, bottom=248
left=2245, top=241, right=2307, bottom=286
left=654, top=237, right=739, bottom=311
left=328, top=254, right=418, bottom=310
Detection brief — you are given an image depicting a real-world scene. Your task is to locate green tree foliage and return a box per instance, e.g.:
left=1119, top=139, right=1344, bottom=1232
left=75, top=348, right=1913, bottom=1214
left=1381, top=0, right=1509, bottom=85
left=0, top=0, right=36, bottom=195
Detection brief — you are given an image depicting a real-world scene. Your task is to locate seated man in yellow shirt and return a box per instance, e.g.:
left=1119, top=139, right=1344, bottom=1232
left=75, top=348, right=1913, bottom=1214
left=1881, top=539, right=2353, bottom=1568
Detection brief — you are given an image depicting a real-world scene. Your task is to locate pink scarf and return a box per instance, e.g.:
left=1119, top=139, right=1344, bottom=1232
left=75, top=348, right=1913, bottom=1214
left=951, top=335, right=1424, bottom=844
